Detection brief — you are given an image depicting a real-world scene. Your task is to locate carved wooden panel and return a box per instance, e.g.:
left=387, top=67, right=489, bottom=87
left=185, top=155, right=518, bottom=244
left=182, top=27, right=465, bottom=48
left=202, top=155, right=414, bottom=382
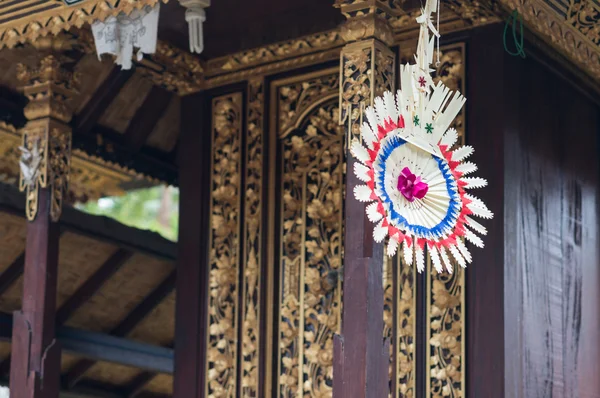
left=270, top=69, right=344, bottom=398
left=206, top=92, right=243, bottom=398
left=241, top=78, right=265, bottom=397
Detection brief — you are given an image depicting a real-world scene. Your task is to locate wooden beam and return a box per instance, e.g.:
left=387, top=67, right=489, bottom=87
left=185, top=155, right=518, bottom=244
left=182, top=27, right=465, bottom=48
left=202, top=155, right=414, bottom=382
left=174, top=92, right=211, bottom=398
left=124, top=86, right=173, bottom=152
left=10, top=188, right=62, bottom=398
left=55, top=249, right=133, bottom=326
left=0, top=312, right=174, bottom=374
left=63, top=272, right=176, bottom=389
left=0, top=253, right=24, bottom=296
left=0, top=229, right=67, bottom=298
left=0, top=183, right=177, bottom=261
left=4, top=378, right=171, bottom=398
left=72, top=68, right=134, bottom=135
left=122, top=339, right=173, bottom=397
left=124, top=371, right=156, bottom=397
left=0, top=229, right=85, bottom=377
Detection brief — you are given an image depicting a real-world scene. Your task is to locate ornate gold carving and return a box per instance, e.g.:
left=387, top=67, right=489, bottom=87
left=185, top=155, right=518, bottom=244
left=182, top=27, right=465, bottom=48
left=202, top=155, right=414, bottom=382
left=206, top=93, right=243, bottom=398
left=383, top=256, right=394, bottom=395
left=443, top=0, right=499, bottom=26
left=426, top=43, right=466, bottom=398
left=339, top=41, right=395, bottom=143
left=335, top=0, right=403, bottom=46
left=136, top=40, right=204, bottom=95
left=427, top=269, right=464, bottom=398
left=0, top=0, right=167, bottom=50
left=17, top=54, right=79, bottom=221
left=340, top=14, right=395, bottom=47
left=241, top=78, right=264, bottom=397
left=204, top=49, right=341, bottom=90
left=278, top=74, right=340, bottom=135
left=0, top=123, right=157, bottom=203
left=274, top=71, right=343, bottom=398
left=20, top=121, right=71, bottom=222
left=567, top=0, right=600, bottom=45
left=395, top=256, right=416, bottom=398
left=18, top=55, right=79, bottom=124
left=500, top=0, right=600, bottom=81
left=206, top=31, right=344, bottom=77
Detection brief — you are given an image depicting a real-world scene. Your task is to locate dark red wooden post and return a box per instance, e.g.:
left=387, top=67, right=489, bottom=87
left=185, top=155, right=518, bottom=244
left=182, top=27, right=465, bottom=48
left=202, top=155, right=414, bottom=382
left=173, top=92, right=210, bottom=398
left=333, top=2, right=398, bottom=397
left=10, top=51, right=77, bottom=398
left=10, top=189, right=61, bottom=398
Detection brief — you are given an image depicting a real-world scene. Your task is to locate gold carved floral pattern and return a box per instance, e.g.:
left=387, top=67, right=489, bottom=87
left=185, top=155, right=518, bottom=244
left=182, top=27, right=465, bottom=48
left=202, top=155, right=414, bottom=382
left=566, top=0, right=600, bottom=45
left=340, top=42, right=395, bottom=142
left=0, top=0, right=167, bottom=50
left=207, top=31, right=344, bottom=76
left=277, top=72, right=343, bottom=398
left=20, top=123, right=72, bottom=222
left=17, top=54, right=79, bottom=221
left=426, top=44, right=466, bottom=398
left=501, top=0, right=600, bottom=81
left=278, top=74, right=341, bottom=136
left=394, top=256, right=416, bottom=398
left=207, top=93, right=243, bottom=398
left=241, top=79, right=264, bottom=397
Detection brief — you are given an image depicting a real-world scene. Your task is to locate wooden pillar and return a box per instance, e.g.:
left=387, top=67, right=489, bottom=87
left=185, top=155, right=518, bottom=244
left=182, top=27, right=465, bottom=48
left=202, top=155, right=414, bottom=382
left=10, top=42, right=78, bottom=398
left=333, top=2, right=397, bottom=397
left=173, top=92, right=210, bottom=398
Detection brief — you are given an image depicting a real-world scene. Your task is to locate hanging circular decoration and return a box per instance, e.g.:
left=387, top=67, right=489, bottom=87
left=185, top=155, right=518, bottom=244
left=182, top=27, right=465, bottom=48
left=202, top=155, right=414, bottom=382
left=351, top=0, right=493, bottom=273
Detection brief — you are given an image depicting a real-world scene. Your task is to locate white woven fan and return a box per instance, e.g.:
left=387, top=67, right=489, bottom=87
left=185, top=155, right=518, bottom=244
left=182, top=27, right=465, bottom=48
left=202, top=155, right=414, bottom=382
left=351, top=0, right=493, bottom=273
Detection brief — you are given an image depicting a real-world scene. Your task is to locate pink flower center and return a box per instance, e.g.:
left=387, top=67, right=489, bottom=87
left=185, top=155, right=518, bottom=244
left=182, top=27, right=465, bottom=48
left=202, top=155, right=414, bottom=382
left=397, top=167, right=429, bottom=202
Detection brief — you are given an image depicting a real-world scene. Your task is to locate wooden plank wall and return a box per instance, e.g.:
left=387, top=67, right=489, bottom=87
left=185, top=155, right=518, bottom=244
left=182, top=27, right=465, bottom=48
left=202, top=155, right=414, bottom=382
left=468, top=23, right=600, bottom=398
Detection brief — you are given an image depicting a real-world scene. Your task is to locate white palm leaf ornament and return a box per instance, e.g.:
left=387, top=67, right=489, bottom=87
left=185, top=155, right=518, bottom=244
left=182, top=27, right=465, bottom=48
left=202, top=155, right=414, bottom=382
left=351, top=0, right=492, bottom=273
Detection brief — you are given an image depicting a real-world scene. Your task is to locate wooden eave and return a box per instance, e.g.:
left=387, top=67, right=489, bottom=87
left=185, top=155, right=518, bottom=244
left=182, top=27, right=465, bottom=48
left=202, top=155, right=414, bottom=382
left=0, top=0, right=596, bottom=188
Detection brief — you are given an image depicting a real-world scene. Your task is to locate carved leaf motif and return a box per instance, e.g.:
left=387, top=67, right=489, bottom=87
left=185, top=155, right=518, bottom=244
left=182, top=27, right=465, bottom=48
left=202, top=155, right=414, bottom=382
left=277, top=72, right=343, bottom=398
left=207, top=93, right=242, bottom=398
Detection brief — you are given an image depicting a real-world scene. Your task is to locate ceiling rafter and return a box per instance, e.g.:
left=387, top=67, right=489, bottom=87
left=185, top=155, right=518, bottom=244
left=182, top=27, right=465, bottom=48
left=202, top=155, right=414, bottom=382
left=0, top=230, right=67, bottom=297
left=73, top=67, right=135, bottom=136
left=63, top=271, right=176, bottom=390
left=0, top=248, right=134, bottom=377
left=0, top=253, right=24, bottom=296
left=124, top=86, right=174, bottom=153
left=56, top=249, right=134, bottom=326
left=124, top=371, right=157, bottom=397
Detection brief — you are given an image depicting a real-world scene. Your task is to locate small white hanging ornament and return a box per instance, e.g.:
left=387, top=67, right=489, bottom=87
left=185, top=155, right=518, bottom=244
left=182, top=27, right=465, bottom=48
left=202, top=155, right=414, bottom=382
left=91, top=4, right=160, bottom=70
left=351, top=0, right=493, bottom=273
left=180, top=0, right=210, bottom=54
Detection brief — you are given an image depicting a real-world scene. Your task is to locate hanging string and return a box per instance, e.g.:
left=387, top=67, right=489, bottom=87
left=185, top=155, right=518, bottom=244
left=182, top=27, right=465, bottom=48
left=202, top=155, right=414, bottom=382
left=503, top=10, right=526, bottom=58
left=436, top=0, right=440, bottom=66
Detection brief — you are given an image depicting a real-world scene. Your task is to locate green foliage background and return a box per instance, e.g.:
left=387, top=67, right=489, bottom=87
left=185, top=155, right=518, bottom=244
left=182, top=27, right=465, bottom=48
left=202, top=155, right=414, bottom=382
left=76, top=186, right=179, bottom=242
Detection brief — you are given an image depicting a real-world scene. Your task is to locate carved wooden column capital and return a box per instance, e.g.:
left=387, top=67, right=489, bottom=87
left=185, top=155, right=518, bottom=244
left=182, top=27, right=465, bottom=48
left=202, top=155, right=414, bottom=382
left=335, top=0, right=403, bottom=46
left=336, top=0, right=398, bottom=143
left=17, top=50, right=79, bottom=222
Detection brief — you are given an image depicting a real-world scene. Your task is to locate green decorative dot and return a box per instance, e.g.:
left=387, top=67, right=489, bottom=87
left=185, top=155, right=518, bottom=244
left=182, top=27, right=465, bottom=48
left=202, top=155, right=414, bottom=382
left=413, top=115, right=420, bottom=126
left=425, top=123, right=433, bottom=134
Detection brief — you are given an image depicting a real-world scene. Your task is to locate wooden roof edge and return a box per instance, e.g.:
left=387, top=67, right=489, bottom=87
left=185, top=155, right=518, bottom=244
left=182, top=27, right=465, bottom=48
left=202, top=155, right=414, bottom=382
left=0, top=183, right=177, bottom=262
